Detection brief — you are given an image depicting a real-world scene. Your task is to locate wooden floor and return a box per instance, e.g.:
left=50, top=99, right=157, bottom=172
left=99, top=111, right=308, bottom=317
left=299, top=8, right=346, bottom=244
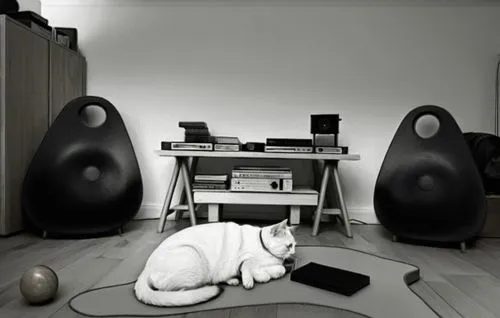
left=1, top=218, right=500, bottom=318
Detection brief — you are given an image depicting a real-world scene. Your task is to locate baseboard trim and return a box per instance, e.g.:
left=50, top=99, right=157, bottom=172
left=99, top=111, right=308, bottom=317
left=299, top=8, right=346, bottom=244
left=348, top=208, right=379, bottom=224
left=134, top=204, right=163, bottom=220
left=135, top=204, right=379, bottom=224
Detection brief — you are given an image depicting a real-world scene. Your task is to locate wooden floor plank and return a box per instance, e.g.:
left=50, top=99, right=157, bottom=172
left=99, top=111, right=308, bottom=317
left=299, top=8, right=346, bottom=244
left=186, top=308, right=230, bottom=318
left=426, top=280, right=496, bottom=318
left=0, top=238, right=99, bottom=292
left=451, top=248, right=500, bottom=281
left=277, top=303, right=366, bottom=318
left=0, top=233, right=41, bottom=255
left=408, top=281, right=462, bottom=318
left=229, top=304, right=277, bottom=318
left=444, top=274, right=500, bottom=317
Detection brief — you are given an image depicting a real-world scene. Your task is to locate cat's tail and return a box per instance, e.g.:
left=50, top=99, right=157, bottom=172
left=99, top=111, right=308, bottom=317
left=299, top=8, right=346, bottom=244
left=134, top=273, right=222, bottom=307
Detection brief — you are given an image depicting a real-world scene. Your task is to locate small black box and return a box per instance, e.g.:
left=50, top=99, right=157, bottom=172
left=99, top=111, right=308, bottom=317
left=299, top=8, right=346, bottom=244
left=290, top=262, right=370, bottom=296
left=55, top=27, right=78, bottom=51
left=243, top=142, right=265, bottom=152
left=311, top=114, right=341, bottom=134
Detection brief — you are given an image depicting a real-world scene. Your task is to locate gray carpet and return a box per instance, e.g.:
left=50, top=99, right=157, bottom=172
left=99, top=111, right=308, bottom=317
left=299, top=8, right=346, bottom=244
left=69, top=245, right=440, bottom=318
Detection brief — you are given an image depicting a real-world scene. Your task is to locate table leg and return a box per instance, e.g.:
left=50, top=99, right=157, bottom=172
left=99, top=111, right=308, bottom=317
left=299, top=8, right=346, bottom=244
left=208, top=204, right=220, bottom=222
left=180, top=158, right=197, bottom=226
left=157, top=157, right=181, bottom=233
left=289, top=206, right=301, bottom=225
left=312, top=163, right=331, bottom=236
left=331, top=161, right=353, bottom=238
left=175, top=157, right=199, bottom=221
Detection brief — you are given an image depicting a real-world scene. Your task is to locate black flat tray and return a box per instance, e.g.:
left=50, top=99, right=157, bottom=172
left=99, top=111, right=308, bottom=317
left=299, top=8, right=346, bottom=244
left=290, top=262, right=370, bottom=296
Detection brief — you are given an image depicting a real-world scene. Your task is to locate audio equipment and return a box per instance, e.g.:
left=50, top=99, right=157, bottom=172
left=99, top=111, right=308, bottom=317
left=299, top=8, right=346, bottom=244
left=22, top=96, right=143, bottom=237
left=230, top=178, right=293, bottom=192
left=266, top=138, right=313, bottom=147
left=161, top=141, right=213, bottom=151
left=310, top=114, right=341, bottom=134
left=374, top=105, right=487, bottom=246
left=314, top=134, right=337, bottom=147
left=243, top=142, right=265, bottom=152
left=214, top=144, right=241, bottom=152
left=232, top=169, right=292, bottom=179
left=311, top=114, right=342, bottom=147
left=265, top=146, right=313, bottom=153
left=314, top=146, right=348, bottom=154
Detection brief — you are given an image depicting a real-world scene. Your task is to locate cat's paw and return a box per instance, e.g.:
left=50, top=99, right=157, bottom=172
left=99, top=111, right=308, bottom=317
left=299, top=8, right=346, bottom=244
left=269, top=265, right=286, bottom=279
left=226, top=278, right=240, bottom=286
left=253, top=270, right=271, bottom=283
left=242, top=275, right=254, bottom=289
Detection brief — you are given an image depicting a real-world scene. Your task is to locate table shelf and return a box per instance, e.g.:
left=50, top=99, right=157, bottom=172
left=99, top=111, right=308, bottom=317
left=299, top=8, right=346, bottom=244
left=193, top=187, right=319, bottom=206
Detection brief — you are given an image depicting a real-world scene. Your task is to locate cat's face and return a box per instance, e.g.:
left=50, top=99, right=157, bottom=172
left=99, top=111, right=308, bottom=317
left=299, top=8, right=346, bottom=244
left=265, top=219, right=297, bottom=260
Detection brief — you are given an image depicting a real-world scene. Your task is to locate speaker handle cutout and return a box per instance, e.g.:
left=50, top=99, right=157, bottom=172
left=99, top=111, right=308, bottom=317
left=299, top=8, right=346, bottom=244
left=83, top=166, right=101, bottom=181
left=414, top=113, right=440, bottom=139
left=80, top=105, right=107, bottom=128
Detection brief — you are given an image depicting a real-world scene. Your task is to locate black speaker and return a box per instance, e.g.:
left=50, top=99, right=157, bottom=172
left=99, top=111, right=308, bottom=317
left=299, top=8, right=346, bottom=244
left=22, top=96, right=143, bottom=237
left=374, top=105, right=487, bottom=244
left=310, top=114, right=341, bottom=134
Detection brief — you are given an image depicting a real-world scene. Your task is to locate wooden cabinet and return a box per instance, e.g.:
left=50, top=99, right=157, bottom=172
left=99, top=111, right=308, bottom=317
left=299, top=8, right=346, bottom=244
left=50, top=42, right=86, bottom=123
left=0, top=15, right=87, bottom=235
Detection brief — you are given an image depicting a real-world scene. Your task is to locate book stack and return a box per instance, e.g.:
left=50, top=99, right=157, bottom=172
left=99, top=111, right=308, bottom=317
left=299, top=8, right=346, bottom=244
left=193, top=174, right=228, bottom=190
left=180, top=121, right=212, bottom=143
left=230, top=166, right=293, bottom=192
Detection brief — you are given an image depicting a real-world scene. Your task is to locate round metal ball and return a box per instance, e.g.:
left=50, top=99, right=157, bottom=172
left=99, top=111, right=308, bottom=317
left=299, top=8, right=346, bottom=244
left=19, top=265, right=59, bottom=305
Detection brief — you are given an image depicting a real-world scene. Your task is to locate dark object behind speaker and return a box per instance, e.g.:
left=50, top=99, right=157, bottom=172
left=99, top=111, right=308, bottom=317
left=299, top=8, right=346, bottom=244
left=22, top=96, right=143, bottom=238
left=463, top=132, right=500, bottom=195
left=374, top=105, right=487, bottom=245
left=0, top=0, right=19, bottom=13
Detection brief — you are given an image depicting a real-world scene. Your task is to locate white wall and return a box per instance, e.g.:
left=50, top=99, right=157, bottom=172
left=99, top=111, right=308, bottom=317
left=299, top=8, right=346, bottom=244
left=41, top=0, right=500, bottom=223
left=19, top=0, right=41, bottom=14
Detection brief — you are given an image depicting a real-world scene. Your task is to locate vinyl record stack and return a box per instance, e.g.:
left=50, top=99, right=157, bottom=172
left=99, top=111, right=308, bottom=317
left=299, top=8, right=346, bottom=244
left=193, top=174, right=228, bottom=190
left=230, top=166, right=293, bottom=192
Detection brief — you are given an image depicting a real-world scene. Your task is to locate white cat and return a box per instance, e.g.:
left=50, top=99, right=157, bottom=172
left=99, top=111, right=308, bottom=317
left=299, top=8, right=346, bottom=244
left=134, top=219, right=296, bottom=307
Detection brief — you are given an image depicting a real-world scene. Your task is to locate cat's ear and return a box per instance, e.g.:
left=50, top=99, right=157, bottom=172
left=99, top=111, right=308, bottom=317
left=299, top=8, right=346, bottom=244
left=271, top=219, right=289, bottom=237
